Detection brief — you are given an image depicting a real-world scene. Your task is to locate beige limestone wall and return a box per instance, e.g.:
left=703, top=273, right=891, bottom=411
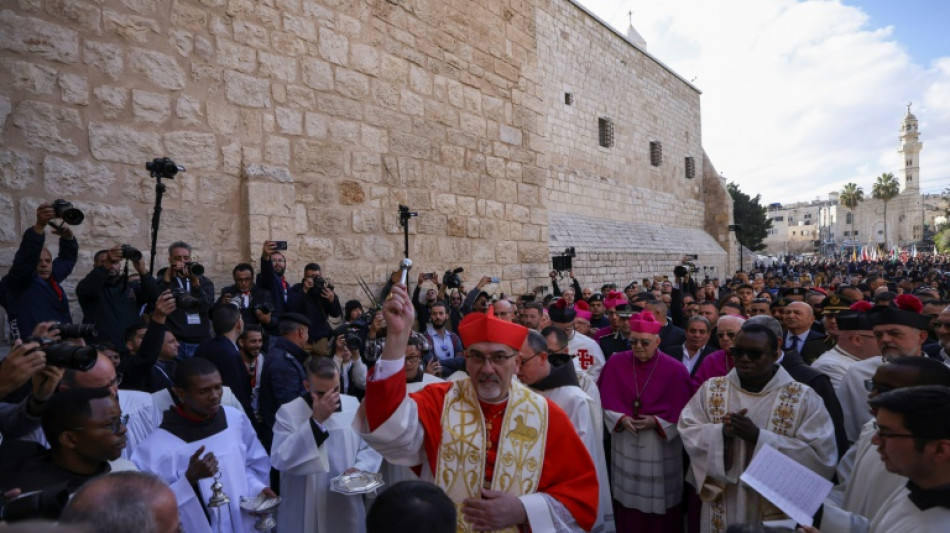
left=0, top=0, right=730, bottom=335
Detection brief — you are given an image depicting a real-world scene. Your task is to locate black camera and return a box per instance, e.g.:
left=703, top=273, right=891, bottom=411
left=24, top=337, right=98, bottom=371
left=121, top=244, right=142, bottom=261
left=311, top=276, right=334, bottom=294
left=51, top=199, right=85, bottom=226
left=171, top=287, right=201, bottom=313
left=145, top=157, right=184, bottom=179
left=253, top=301, right=273, bottom=315
left=185, top=262, right=204, bottom=277
left=0, top=484, right=70, bottom=521
left=552, top=247, right=576, bottom=272
left=443, top=267, right=464, bottom=289
left=344, top=333, right=363, bottom=351
left=51, top=323, right=97, bottom=339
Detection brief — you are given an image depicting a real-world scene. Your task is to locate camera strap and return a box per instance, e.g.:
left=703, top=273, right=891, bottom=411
left=176, top=277, right=191, bottom=292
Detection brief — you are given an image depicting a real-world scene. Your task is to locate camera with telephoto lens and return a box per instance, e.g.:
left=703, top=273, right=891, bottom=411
left=344, top=333, right=363, bottom=351
left=51, top=199, right=85, bottom=226
left=51, top=323, right=97, bottom=339
left=310, top=276, right=334, bottom=295
left=0, top=485, right=70, bottom=522
left=121, top=244, right=142, bottom=261
left=253, top=301, right=273, bottom=315
left=145, top=157, right=184, bottom=179
left=23, top=337, right=98, bottom=371
left=171, top=287, right=201, bottom=313
left=442, top=267, right=464, bottom=289
left=185, top=262, right=204, bottom=277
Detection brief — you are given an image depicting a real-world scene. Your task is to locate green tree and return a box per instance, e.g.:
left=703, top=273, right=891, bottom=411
left=872, top=172, right=900, bottom=249
left=727, top=182, right=772, bottom=252
left=839, top=182, right=864, bottom=250
left=935, top=228, right=950, bottom=253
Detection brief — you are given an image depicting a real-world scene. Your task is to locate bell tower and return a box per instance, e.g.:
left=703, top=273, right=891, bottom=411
left=898, top=102, right=922, bottom=194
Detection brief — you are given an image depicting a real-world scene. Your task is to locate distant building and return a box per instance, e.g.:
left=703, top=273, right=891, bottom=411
left=764, top=107, right=925, bottom=255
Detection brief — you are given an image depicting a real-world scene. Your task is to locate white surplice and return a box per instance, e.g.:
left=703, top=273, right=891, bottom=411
left=837, top=357, right=883, bottom=443
left=678, top=367, right=837, bottom=533
left=131, top=406, right=270, bottom=533
left=569, top=332, right=606, bottom=382
left=152, top=386, right=245, bottom=414
left=812, top=346, right=861, bottom=389
left=538, top=383, right=614, bottom=533
left=379, top=374, right=444, bottom=487
left=270, top=395, right=382, bottom=533
left=822, top=419, right=908, bottom=532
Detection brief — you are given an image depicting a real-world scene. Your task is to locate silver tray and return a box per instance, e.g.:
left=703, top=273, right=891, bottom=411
left=330, top=471, right=385, bottom=495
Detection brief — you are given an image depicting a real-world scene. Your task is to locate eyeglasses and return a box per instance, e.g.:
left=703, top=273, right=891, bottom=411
left=864, top=379, right=896, bottom=395
left=519, top=352, right=543, bottom=366
left=872, top=421, right=917, bottom=442
left=630, top=338, right=655, bottom=347
left=73, top=413, right=130, bottom=434
left=731, top=348, right=769, bottom=361
left=934, top=322, right=950, bottom=330
left=405, top=356, right=422, bottom=363
left=717, top=331, right=738, bottom=339
left=466, top=352, right=519, bottom=368
left=107, top=373, right=123, bottom=389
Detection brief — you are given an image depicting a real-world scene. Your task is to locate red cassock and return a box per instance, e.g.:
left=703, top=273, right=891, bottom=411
left=365, top=368, right=600, bottom=532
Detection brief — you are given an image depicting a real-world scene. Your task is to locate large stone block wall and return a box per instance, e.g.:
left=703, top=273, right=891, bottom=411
left=0, top=0, right=730, bottom=334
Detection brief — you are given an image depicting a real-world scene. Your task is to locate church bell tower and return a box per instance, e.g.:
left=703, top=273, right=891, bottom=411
left=898, top=103, right=922, bottom=194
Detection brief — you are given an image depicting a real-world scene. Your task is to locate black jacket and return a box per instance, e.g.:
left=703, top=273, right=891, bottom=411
left=76, top=267, right=158, bottom=347
left=669, top=343, right=718, bottom=377
left=286, top=284, right=341, bottom=343
left=659, top=322, right=686, bottom=354
left=155, top=273, right=215, bottom=344
left=781, top=349, right=849, bottom=459
left=195, top=335, right=255, bottom=422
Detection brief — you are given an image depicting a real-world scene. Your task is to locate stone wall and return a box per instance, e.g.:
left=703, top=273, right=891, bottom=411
left=0, top=0, right=730, bottom=335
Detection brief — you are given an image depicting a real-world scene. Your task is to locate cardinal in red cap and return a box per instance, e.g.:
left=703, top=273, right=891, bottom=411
left=356, top=283, right=599, bottom=532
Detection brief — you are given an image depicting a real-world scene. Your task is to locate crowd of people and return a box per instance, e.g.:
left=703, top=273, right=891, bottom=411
left=0, top=203, right=949, bottom=532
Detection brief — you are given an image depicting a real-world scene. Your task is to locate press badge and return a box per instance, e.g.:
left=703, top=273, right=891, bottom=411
left=186, top=313, right=201, bottom=325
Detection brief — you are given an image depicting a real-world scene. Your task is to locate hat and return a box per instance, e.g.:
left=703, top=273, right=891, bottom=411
left=588, top=293, right=605, bottom=302
left=344, top=299, right=363, bottom=317
left=629, top=311, right=662, bottom=334
left=280, top=312, right=312, bottom=328
left=867, top=294, right=930, bottom=331
left=457, top=310, right=528, bottom=351
left=781, top=287, right=807, bottom=297
left=574, top=301, right=592, bottom=321
left=615, top=303, right=634, bottom=319
left=810, top=287, right=829, bottom=296
left=625, top=281, right=638, bottom=290
left=836, top=312, right=872, bottom=331
left=821, top=294, right=854, bottom=315
left=547, top=299, right=576, bottom=323
left=770, top=298, right=791, bottom=309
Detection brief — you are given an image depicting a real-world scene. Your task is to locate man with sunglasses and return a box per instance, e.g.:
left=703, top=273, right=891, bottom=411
left=355, top=284, right=599, bottom=532
left=679, top=323, right=836, bottom=533
left=818, top=358, right=950, bottom=532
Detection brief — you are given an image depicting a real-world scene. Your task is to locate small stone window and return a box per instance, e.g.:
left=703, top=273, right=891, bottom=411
left=565, top=92, right=574, bottom=105
left=598, top=117, right=614, bottom=148
left=684, top=156, right=695, bottom=179
left=650, top=141, right=662, bottom=166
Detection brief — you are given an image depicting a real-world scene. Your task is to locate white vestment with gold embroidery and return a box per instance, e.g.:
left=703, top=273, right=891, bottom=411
left=678, top=367, right=837, bottom=533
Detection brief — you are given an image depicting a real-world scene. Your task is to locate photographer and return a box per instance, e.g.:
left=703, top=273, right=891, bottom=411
left=212, top=263, right=276, bottom=338
left=0, top=203, right=78, bottom=342
left=0, top=341, right=63, bottom=447
left=116, top=290, right=175, bottom=392
left=155, top=241, right=215, bottom=357
left=286, top=263, right=341, bottom=357
left=75, top=244, right=158, bottom=348
left=460, top=276, right=495, bottom=315
left=549, top=269, right=582, bottom=299
left=330, top=330, right=367, bottom=400
left=256, top=241, right=290, bottom=319
left=412, top=272, right=446, bottom=332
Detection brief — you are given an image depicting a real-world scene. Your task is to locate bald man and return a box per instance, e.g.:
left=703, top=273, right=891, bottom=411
left=492, top=299, right=515, bottom=322
left=783, top=301, right=827, bottom=364
left=62, top=471, right=181, bottom=533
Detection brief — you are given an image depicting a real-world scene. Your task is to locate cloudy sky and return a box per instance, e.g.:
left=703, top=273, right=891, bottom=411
left=575, top=0, right=950, bottom=205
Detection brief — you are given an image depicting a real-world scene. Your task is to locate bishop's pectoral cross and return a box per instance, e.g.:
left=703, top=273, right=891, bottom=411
left=633, top=398, right=641, bottom=417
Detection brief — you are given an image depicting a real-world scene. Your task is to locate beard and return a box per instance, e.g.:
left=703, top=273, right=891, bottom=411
left=431, top=317, right=446, bottom=329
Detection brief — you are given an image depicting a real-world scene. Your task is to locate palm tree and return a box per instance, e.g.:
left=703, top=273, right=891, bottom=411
left=839, top=182, right=864, bottom=252
left=872, top=172, right=900, bottom=250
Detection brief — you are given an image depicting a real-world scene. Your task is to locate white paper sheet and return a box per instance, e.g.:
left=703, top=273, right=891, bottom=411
left=740, top=443, right=834, bottom=527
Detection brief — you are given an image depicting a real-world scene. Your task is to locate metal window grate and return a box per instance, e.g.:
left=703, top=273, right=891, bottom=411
left=565, top=92, right=574, bottom=105
left=685, top=156, right=695, bottom=179
left=650, top=141, right=662, bottom=166
left=598, top=117, right=614, bottom=148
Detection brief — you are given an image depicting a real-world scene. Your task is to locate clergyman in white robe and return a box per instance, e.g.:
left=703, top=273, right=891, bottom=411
left=678, top=367, right=837, bottom=533
left=132, top=405, right=270, bottom=533
left=837, top=357, right=883, bottom=443
left=270, top=394, right=382, bottom=533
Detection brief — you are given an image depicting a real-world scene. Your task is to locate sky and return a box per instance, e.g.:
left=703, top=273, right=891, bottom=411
left=575, top=0, right=950, bottom=205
